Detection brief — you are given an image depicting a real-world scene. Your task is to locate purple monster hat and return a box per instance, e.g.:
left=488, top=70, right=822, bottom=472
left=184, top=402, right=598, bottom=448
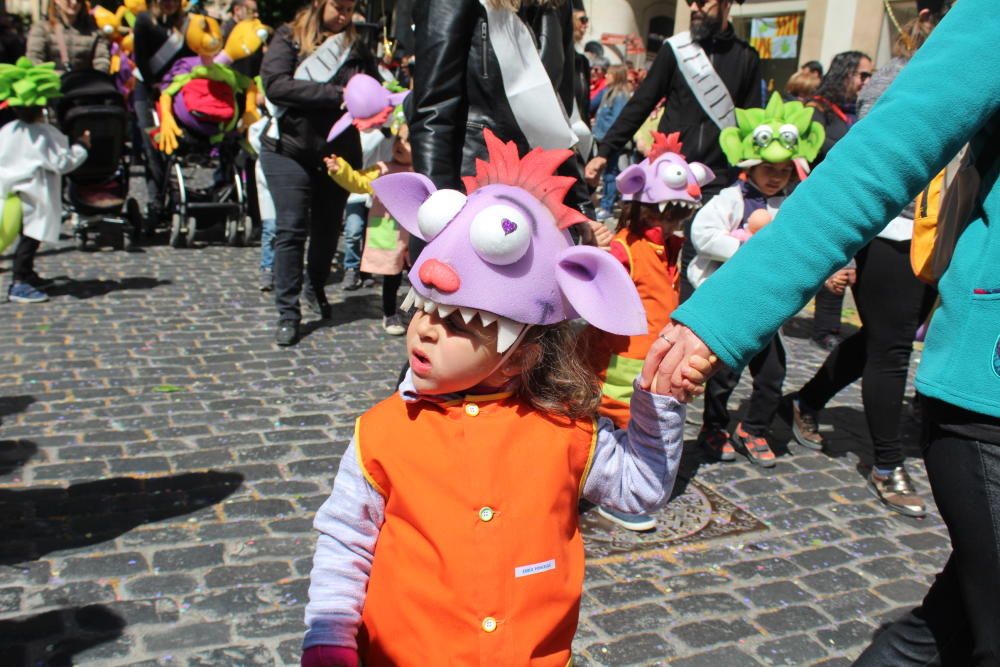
left=617, top=131, right=715, bottom=213
left=371, top=130, right=646, bottom=352
left=327, top=73, right=410, bottom=141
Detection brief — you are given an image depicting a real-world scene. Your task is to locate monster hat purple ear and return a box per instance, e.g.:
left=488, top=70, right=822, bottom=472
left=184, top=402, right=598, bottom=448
left=327, top=73, right=410, bottom=141
left=371, top=129, right=646, bottom=349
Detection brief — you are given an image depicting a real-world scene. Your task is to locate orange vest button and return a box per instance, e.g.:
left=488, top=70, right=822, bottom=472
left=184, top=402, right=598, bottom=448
left=482, top=617, right=498, bottom=633
left=465, top=403, right=480, bottom=416
left=478, top=506, right=494, bottom=522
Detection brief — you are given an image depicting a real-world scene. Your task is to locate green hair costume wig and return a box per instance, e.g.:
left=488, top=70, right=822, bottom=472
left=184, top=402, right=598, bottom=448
left=0, top=57, right=62, bottom=108
left=719, top=92, right=825, bottom=179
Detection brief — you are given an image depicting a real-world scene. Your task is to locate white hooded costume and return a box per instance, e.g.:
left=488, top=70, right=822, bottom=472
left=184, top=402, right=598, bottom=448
left=0, top=120, right=87, bottom=243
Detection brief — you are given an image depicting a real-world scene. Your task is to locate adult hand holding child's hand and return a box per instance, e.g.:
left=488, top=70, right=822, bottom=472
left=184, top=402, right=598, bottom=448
left=639, top=321, right=721, bottom=402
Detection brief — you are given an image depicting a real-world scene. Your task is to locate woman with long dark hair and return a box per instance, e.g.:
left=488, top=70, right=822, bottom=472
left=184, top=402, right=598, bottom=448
left=807, top=50, right=872, bottom=350
left=259, top=0, right=376, bottom=346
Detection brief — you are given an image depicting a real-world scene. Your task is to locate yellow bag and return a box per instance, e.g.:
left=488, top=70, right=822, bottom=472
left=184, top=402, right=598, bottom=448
left=911, top=145, right=979, bottom=285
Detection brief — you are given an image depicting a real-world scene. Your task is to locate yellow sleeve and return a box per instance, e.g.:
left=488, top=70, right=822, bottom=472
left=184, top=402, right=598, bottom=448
left=329, top=157, right=381, bottom=195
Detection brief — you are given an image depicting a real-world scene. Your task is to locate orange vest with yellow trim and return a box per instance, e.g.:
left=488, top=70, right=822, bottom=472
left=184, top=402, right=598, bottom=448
left=355, top=391, right=597, bottom=666
left=585, top=228, right=681, bottom=428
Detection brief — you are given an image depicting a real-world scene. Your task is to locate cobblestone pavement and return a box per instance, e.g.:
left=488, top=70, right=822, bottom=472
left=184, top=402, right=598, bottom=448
left=0, top=231, right=947, bottom=666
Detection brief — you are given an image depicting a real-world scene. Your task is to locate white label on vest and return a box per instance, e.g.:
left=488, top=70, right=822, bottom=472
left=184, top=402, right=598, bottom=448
left=514, top=559, right=556, bottom=578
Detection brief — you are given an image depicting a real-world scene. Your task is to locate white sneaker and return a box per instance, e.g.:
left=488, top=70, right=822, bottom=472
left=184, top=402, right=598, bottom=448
left=382, top=314, right=405, bottom=336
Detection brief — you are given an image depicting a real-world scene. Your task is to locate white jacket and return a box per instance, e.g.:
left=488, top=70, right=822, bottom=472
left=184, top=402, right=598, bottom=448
left=0, top=120, right=87, bottom=243
left=687, top=183, right=785, bottom=289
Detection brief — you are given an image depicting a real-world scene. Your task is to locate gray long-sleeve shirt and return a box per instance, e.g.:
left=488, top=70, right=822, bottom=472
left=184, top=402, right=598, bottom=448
left=303, top=373, right=685, bottom=650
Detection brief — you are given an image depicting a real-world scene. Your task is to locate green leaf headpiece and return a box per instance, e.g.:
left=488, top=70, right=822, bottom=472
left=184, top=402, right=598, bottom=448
left=0, top=57, right=62, bottom=108
left=719, top=92, right=825, bottom=176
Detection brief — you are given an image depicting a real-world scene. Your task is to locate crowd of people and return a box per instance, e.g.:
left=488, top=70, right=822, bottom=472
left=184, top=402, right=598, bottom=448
left=2, top=0, right=998, bottom=664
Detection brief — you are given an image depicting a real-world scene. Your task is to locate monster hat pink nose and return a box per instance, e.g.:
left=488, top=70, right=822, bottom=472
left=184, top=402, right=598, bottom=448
left=686, top=182, right=702, bottom=198
left=418, top=259, right=461, bottom=294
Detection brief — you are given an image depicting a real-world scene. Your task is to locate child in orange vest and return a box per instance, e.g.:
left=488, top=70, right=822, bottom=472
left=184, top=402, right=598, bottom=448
left=582, top=131, right=713, bottom=532
left=301, top=130, right=712, bottom=667
left=325, top=124, right=413, bottom=336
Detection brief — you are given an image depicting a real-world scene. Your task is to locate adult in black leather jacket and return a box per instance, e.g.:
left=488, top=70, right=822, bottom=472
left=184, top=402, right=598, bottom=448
left=409, top=0, right=595, bottom=221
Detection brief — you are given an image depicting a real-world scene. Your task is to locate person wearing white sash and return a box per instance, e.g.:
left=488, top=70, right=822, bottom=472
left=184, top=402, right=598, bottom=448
left=408, top=0, right=598, bottom=251
left=584, top=0, right=762, bottom=300
left=259, top=0, right=377, bottom=346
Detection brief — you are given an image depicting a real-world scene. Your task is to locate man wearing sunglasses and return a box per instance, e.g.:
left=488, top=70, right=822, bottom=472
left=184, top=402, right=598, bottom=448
left=585, top=0, right=762, bottom=300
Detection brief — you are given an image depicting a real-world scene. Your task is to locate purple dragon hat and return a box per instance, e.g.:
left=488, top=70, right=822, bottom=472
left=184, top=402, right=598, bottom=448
left=327, top=73, right=410, bottom=141
left=371, top=130, right=646, bottom=353
left=617, top=131, right=715, bottom=213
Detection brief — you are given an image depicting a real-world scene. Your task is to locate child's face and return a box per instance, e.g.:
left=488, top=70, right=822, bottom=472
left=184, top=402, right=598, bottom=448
left=406, top=309, right=512, bottom=395
left=634, top=202, right=688, bottom=236
left=391, top=134, right=412, bottom=165
left=748, top=162, right=794, bottom=197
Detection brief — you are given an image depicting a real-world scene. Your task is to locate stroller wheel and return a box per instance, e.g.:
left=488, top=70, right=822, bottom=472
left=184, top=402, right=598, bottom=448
left=169, top=213, right=186, bottom=248
left=76, top=231, right=89, bottom=250
left=225, top=217, right=241, bottom=247
left=241, top=215, right=255, bottom=247
left=186, top=216, right=198, bottom=247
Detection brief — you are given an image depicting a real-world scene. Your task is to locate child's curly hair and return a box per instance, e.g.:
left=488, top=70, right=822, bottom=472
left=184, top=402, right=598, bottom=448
left=515, top=321, right=601, bottom=420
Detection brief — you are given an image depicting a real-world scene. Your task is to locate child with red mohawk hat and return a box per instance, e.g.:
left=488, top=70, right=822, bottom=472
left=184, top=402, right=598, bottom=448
left=582, top=130, right=714, bottom=532
left=299, top=130, right=714, bottom=667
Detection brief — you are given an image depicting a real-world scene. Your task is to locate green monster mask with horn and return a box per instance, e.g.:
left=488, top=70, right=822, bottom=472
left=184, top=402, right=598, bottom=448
left=0, top=57, right=62, bottom=108
left=719, top=92, right=825, bottom=180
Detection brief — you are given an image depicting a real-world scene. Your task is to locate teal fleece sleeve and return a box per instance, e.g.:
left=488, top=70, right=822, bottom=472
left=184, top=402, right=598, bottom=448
left=671, top=0, right=1000, bottom=370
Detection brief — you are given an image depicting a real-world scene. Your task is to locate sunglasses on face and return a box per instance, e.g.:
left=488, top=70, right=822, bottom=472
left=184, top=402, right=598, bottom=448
left=579, top=15, right=589, bottom=24
left=858, top=71, right=872, bottom=81
left=685, top=0, right=711, bottom=7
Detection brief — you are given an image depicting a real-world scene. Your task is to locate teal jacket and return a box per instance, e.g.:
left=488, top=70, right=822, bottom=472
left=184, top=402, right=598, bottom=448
left=672, top=0, right=1000, bottom=417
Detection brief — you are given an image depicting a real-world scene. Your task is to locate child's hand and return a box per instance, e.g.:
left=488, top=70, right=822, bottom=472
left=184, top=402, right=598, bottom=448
left=824, top=268, right=852, bottom=295
left=301, top=645, right=358, bottom=667
left=678, top=353, right=718, bottom=396
left=589, top=219, right=614, bottom=249
left=324, top=154, right=341, bottom=174
left=78, top=130, right=92, bottom=149
left=376, top=160, right=389, bottom=175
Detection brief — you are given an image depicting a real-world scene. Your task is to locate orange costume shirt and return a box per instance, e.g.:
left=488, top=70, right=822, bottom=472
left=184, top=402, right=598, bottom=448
left=585, top=226, right=683, bottom=428
left=355, top=391, right=597, bottom=666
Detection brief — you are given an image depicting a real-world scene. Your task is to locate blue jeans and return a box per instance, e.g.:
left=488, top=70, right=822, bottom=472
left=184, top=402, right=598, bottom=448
left=259, top=217, right=276, bottom=271
left=600, top=150, right=622, bottom=213
left=343, top=201, right=368, bottom=271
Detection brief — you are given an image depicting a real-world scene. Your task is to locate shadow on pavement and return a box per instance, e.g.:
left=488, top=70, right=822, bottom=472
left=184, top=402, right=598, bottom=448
left=299, top=294, right=387, bottom=341
left=0, top=470, right=243, bottom=565
left=0, top=440, right=38, bottom=476
left=0, top=604, right=126, bottom=667
left=0, top=396, right=36, bottom=425
left=45, top=277, right=171, bottom=300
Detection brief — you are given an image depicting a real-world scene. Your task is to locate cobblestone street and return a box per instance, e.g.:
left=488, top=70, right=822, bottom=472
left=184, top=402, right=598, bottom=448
left=0, top=234, right=948, bottom=666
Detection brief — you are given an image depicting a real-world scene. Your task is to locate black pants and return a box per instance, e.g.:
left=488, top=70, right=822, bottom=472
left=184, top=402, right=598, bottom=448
left=260, top=148, right=347, bottom=324
left=853, top=413, right=1000, bottom=666
left=12, top=235, right=40, bottom=282
left=703, top=335, right=786, bottom=435
left=812, top=287, right=846, bottom=340
left=798, top=237, right=936, bottom=468
left=382, top=273, right=402, bottom=317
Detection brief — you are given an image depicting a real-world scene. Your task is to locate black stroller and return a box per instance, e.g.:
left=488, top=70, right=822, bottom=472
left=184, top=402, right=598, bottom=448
left=56, top=70, right=141, bottom=250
